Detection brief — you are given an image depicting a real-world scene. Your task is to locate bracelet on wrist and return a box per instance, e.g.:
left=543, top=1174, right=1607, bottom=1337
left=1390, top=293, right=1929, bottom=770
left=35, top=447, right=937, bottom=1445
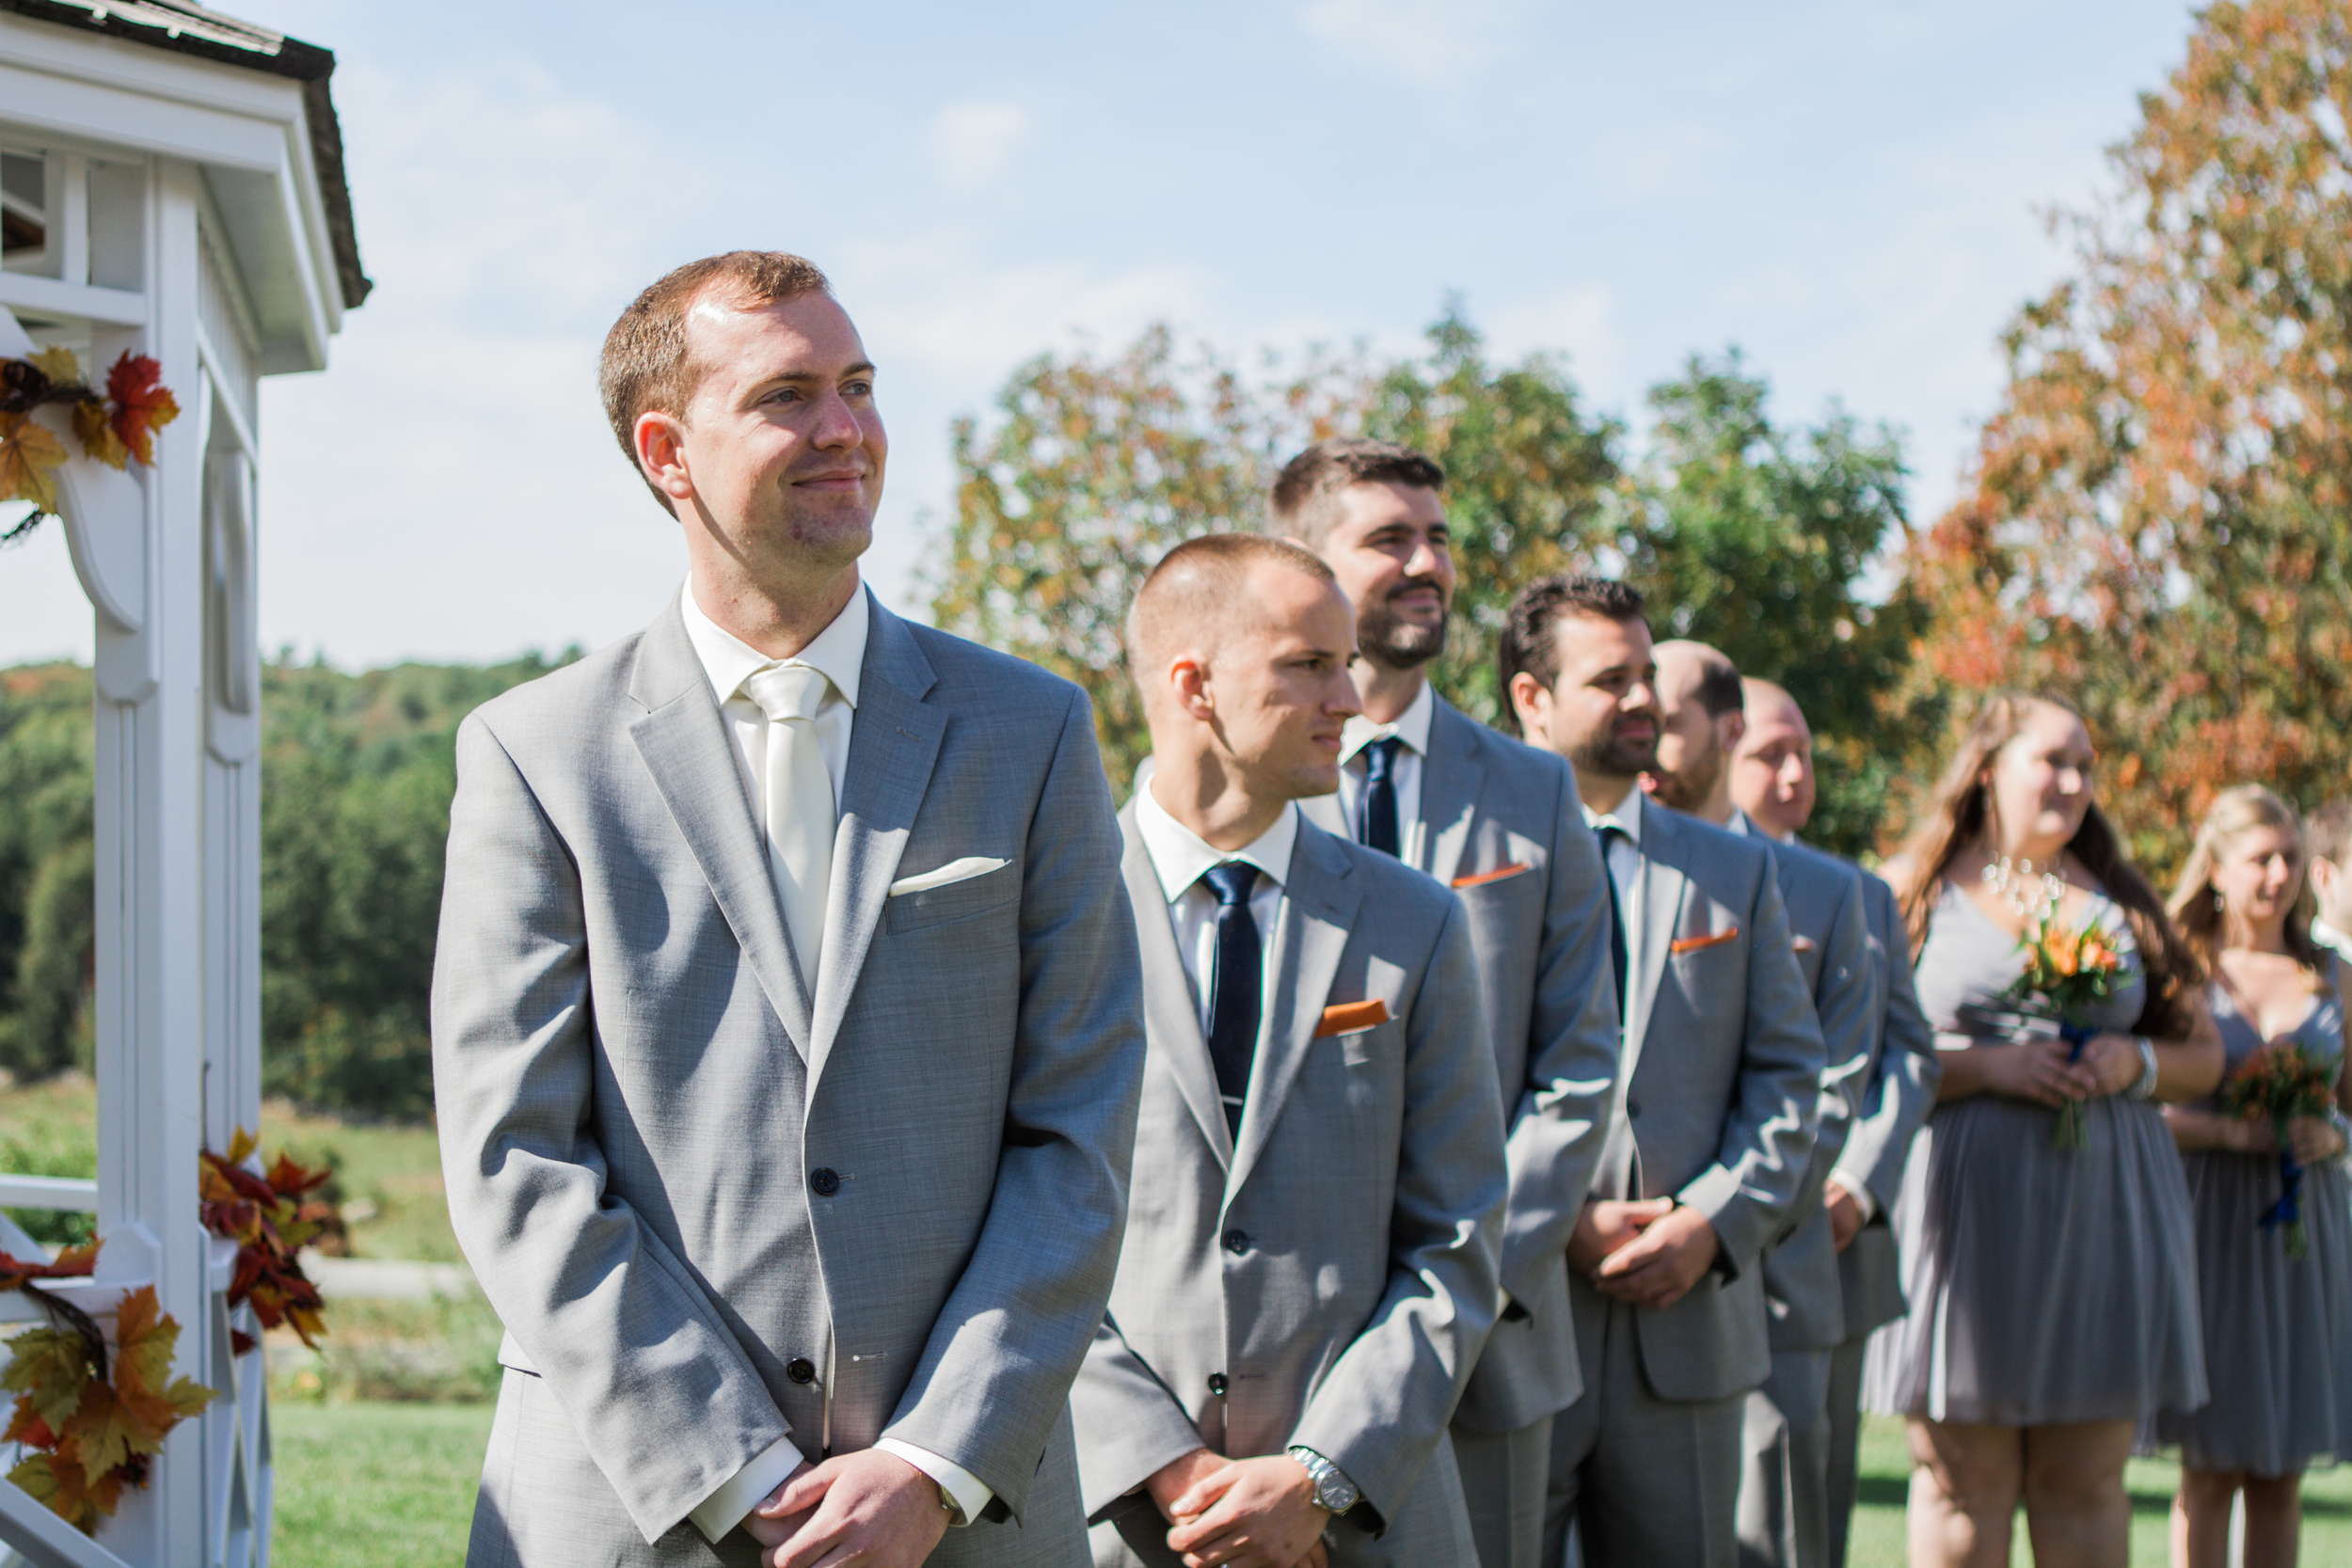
left=2125, top=1037, right=2159, bottom=1101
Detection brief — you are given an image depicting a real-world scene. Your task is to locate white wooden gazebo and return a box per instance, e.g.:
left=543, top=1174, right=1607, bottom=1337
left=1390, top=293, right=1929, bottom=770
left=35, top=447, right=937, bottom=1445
left=0, top=3, right=366, bottom=1564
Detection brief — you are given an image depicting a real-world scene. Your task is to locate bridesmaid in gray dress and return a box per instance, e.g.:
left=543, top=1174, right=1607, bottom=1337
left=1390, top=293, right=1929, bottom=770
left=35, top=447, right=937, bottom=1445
left=2154, top=785, right=2352, bottom=1568
left=1865, top=691, right=2221, bottom=1568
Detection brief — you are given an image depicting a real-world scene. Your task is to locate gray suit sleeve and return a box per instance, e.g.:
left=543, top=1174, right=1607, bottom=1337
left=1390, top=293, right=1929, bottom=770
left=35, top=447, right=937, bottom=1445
left=1778, top=870, right=1879, bottom=1237
left=1290, top=899, right=1508, bottom=1531
left=1835, top=878, right=1944, bottom=1214
left=1678, top=867, right=1825, bottom=1275
left=1495, top=793, right=1621, bottom=1307
left=878, top=686, right=1148, bottom=1521
left=432, top=716, right=791, bottom=1544
left=1070, top=1315, right=1213, bottom=1518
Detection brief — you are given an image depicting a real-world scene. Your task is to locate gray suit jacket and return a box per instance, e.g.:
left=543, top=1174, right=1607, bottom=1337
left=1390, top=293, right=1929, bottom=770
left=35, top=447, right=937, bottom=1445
left=1750, top=829, right=1877, bottom=1354
left=1582, top=799, right=1823, bottom=1402
left=1073, top=805, right=1507, bottom=1556
left=433, top=593, right=1146, bottom=1558
left=1832, top=867, right=1944, bottom=1338
left=1303, top=694, right=1618, bottom=1432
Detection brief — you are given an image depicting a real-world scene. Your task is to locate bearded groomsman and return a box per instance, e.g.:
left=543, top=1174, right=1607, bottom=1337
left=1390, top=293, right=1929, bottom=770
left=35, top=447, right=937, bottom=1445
left=1728, top=678, right=1942, bottom=1568
left=1273, top=439, right=1621, bottom=1568
left=1645, top=643, right=1876, bottom=1568
left=1500, top=576, right=1822, bottom=1568
left=1074, top=534, right=1508, bottom=1568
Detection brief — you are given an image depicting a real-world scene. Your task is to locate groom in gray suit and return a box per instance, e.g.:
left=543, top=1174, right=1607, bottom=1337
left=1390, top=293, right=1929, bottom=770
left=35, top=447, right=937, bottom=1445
left=1729, top=678, right=1942, bottom=1568
left=434, top=252, right=1145, bottom=1567
left=1275, top=439, right=1621, bottom=1568
left=1501, top=576, right=1823, bottom=1568
left=1073, top=534, right=1507, bottom=1567
left=1646, top=642, right=1877, bottom=1568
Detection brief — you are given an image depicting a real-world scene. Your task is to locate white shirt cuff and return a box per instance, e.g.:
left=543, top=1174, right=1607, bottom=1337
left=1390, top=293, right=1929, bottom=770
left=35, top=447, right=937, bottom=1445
left=875, top=1438, right=994, bottom=1527
left=1827, top=1171, right=1877, bottom=1224
left=689, top=1434, right=804, bottom=1543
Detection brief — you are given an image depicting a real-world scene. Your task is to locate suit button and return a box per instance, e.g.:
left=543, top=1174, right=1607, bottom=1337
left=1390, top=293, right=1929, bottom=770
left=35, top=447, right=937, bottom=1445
left=1626, top=1096, right=1643, bottom=1118
left=809, top=1167, right=841, bottom=1196
left=1222, top=1229, right=1250, bottom=1255
left=1207, top=1372, right=1229, bottom=1397
left=786, top=1357, right=816, bottom=1386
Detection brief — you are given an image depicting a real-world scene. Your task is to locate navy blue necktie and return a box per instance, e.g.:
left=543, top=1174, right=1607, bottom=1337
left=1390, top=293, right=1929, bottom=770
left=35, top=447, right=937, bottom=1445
left=1359, top=737, right=1404, bottom=857
left=1200, top=863, right=1263, bottom=1136
left=1596, top=824, right=1629, bottom=1022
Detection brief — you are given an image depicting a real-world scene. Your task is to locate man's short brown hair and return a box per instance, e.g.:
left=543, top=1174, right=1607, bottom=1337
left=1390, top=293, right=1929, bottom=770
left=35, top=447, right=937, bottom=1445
left=2309, top=800, right=2352, bottom=867
left=1495, top=575, right=1647, bottom=736
left=598, top=251, right=833, bottom=508
left=1125, top=533, right=1338, bottom=689
left=1268, top=438, right=1445, bottom=547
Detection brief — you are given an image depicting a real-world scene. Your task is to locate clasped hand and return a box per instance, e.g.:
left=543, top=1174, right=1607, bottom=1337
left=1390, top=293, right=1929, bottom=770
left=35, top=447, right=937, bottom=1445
left=1144, top=1449, right=1329, bottom=1568
left=2226, top=1112, right=2349, bottom=1164
left=1567, top=1196, right=1720, bottom=1309
left=745, top=1449, right=950, bottom=1568
left=1989, top=1031, right=2139, bottom=1106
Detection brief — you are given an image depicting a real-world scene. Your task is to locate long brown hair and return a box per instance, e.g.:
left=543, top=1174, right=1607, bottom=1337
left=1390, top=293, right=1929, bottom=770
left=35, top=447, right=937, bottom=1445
left=1893, top=690, right=2204, bottom=1037
left=2167, top=784, right=2325, bottom=978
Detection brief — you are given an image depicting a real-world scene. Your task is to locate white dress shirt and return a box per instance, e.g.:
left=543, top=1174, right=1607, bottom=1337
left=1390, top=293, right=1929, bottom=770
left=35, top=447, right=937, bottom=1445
left=677, top=582, right=993, bottom=1539
left=2317, top=918, right=2352, bottom=967
left=1135, top=779, right=1295, bottom=1065
left=1581, top=780, right=1646, bottom=994
left=1334, top=679, right=1435, bottom=867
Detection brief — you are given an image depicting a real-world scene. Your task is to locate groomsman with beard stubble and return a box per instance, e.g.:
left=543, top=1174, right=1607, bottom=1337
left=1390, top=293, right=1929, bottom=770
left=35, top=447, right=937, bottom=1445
left=1073, top=533, right=1509, bottom=1568
left=1274, top=439, right=1622, bottom=1568
left=1500, top=575, right=1822, bottom=1568
left=1644, top=642, right=1877, bottom=1568
left=1726, top=678, right=1942, bottom=1568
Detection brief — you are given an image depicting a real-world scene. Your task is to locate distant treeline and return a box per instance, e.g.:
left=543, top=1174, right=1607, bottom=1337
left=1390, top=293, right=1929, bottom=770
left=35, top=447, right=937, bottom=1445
left=0, top=652, right=572, bottom=1118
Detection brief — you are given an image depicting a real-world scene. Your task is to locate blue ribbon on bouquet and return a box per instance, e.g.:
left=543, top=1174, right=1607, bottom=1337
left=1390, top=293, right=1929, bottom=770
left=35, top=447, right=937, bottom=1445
left=2260, top=1149, right=2305, bottom=1238
left=2058, top=1021, right=2092, bottom=1059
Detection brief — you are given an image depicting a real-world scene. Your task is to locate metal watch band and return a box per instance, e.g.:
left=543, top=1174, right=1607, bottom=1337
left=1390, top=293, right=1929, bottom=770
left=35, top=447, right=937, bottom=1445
left=1285, top=1445, right=1358, bottom=1515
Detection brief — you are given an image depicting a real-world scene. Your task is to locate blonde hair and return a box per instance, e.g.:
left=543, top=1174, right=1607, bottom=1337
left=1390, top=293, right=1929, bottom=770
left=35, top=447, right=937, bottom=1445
left=2166, top=784, right=2323, bottom=976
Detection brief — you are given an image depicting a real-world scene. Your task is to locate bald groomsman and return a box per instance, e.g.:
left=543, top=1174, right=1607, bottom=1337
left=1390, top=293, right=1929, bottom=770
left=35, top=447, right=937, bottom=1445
left=1728, top=679, right=1942, bottom=1568
left=1074, top=534, right=1509, bottom=1568
left=1645, top=643, right=1876, bottom=1568
left=1501, top=576, right=1822, bottom=1568
left=1276, top=438, right=1621, bottom=1568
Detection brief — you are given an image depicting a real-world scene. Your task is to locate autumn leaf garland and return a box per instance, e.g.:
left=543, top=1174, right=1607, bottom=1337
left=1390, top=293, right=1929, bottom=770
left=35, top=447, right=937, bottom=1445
left=0, top=347, right=181, bottom=543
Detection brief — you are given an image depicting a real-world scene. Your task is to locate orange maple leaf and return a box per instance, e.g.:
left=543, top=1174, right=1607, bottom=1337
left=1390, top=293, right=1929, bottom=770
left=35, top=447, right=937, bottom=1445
left=0, top=411, right=67, bottom=514
left=103, top=353, right=179, bottom=467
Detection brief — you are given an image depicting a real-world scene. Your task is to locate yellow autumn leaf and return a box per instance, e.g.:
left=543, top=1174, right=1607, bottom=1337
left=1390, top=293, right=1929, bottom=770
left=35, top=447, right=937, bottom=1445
left=2, top=1326, right=99, bottom=1432
left=26, top=346, right=80, bottom=387
left=72, top=400, right=128, bottom=469
left=0, top=412, right=67, bottom=514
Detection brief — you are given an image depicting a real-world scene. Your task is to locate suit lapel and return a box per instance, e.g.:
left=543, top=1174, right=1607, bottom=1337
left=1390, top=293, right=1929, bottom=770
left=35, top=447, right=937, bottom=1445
left=1419, top=697, right=1485, bottom=886
left=1118, top=804, right=1234, bottom=1169
left=1622, top=798, right=1692, bottom=1074
left=1230, top=823, right=1358, bottom=1196
left=808, top=598, right=943, bottom=1094
left=628, top=601, right=813, bottom=1059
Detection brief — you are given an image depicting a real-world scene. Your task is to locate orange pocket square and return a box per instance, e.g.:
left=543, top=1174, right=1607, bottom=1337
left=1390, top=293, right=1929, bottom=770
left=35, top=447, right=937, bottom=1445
left=1453, top=863, right=1532, bottom=890
left=1316, top=999, right=1392, bottom=1037
left=1670, top=926, right=1740, bottom=956
left=1791, top=935, right=1818, bottom=954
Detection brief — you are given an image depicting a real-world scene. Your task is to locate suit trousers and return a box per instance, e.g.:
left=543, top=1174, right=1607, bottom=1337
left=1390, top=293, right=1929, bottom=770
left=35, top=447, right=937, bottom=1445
left=1452, top=1418, right=1549, bottom=1568
left=1545, top=1291, right=1744, bottom=1568
left=1735, top=1349, right=1833, bottom=1568
left=1823, top=1337, right=1868, bottom=1568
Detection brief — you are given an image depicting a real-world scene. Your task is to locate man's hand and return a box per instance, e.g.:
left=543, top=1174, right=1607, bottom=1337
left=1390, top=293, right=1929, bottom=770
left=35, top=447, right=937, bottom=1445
left=1147, top=1448, right=1232, bottom=1523
left=1565, top=1197, right=1674, bottom=1276
left=753, top=1448, right=951, bottom=1568
left=1824, top=1177, right=1867, bottom=1253
left=1164, top=1454, right=1331, bottom=1568
left=741, top=1462, right=818, bottom=1556
left=1593, top=1202, right=1721, bottom=1310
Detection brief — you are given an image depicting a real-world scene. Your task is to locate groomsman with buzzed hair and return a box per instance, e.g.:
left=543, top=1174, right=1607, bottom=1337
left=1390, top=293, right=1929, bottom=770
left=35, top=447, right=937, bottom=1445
left=1276, top=438, right=1622, bottom=1568
left=1728, top=677, right=1943, bottom=1568
left=1645, top=641, right=1877, bottom=1568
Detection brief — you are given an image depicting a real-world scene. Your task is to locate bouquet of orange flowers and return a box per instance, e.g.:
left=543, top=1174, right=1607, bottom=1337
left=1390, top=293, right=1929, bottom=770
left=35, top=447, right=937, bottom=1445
left=2217, top=1042, right=2339, bottom=1260
left=2005, top=914, right=2131, bottom=1149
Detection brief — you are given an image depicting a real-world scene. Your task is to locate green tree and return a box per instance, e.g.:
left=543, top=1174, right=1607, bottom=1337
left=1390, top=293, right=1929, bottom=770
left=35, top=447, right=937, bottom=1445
left=1619, top=352, right=1926, bottom=858
left=0, top=664, right=95, bottom=1077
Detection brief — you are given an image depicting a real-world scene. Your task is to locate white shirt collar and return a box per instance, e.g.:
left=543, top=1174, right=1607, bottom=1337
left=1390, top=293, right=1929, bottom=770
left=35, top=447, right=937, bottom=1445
left=1136, top=777, right=1298, bottom=905
left=1581, top=779, right=1645, bottom=847
left=1340, top=678, right=1435, bottom=766
left=680, top=580, right=868, bottom=711
left=2315, top=918, right=2352, bottom=962
left=1724, top=808, right=1750, bottom=837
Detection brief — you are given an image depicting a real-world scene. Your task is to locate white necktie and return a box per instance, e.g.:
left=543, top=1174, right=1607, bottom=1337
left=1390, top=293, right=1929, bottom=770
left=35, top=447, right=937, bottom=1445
left=740, top=663, right=835, bottom=994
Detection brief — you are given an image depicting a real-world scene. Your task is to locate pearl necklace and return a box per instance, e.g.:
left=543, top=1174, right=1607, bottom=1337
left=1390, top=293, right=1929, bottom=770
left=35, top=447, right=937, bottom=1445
left=1981, top=855, right=2067, bottom=921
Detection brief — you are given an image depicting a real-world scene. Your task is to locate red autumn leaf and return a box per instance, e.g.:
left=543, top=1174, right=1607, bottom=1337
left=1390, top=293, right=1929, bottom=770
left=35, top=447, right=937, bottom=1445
left=103, top=353, right=179, bottom=467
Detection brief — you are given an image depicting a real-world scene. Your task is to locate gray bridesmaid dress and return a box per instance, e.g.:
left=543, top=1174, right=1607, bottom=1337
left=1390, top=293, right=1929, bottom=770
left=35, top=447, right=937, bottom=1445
left=2150, top=971, right=2352, bottom=1474
left=1863, top=881, right=2207, bottom=1425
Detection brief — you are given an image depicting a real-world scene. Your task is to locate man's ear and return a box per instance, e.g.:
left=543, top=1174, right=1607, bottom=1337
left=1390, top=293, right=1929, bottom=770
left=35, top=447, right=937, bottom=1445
left=1508, top=672, right=1549, bottom=744
left=1720, top=711, right=1747, bottom=752
left=634, top=409, right=695, bottom=508
left=1169, top=655, right=1213, bottom=721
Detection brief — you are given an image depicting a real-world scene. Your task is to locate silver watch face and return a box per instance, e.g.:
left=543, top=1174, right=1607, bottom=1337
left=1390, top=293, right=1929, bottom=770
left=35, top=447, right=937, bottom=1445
left=1318, top=1472, right=1359, bottom=1513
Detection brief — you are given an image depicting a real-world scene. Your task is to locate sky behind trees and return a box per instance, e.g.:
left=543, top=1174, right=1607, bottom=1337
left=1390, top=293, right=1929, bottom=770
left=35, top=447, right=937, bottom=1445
left=0, top=0, right=2196, bottom=668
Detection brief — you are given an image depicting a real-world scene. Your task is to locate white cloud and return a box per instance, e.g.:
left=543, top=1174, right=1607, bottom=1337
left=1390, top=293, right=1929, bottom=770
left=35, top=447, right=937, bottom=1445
left=1297, top=0, right=1533, bottom=85
left=928, top=103, right=1032, bottom=192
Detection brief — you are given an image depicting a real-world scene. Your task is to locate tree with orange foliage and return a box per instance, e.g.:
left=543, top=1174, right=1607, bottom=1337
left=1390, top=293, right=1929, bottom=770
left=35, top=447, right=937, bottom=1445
left=1909, top=0, right=2352, bottom=873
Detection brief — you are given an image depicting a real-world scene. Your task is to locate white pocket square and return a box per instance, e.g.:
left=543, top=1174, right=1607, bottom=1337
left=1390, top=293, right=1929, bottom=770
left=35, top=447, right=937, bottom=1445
left=888, top=857, right=1009, bottom=897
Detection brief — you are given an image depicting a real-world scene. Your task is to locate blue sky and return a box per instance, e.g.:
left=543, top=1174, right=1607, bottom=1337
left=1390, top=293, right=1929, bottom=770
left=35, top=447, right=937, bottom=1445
left=0, top=0, right=2198, bottom=667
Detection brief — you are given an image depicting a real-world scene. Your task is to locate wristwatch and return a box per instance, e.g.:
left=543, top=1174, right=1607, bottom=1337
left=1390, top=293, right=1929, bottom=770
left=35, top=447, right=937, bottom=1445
left=933, top=1479, right=966, bottom=1528
left=1286, top=1446, right=1359, bottom=1517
